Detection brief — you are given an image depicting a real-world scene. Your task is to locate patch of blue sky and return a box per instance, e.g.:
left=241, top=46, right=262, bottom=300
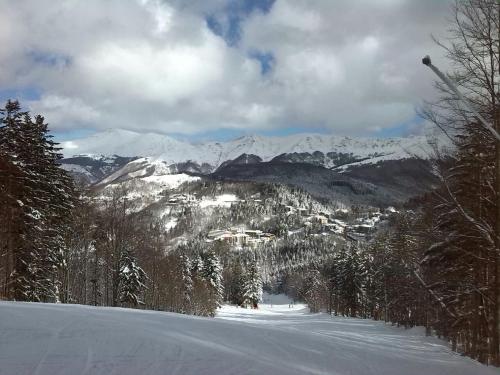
left=0, top=50, right=71, bottom=106
left=0, top=87, right=41, bottom=103
left=52, top=128, right=97, bottom=142
left=376, top=114, right=426, bottom=137
left=248, top=50, right=275, bottom=75
left=205, top=0, right=275, bottom=47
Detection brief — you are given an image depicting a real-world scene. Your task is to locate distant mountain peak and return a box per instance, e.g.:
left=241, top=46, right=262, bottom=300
left=61, top=128, right=447, bottom=170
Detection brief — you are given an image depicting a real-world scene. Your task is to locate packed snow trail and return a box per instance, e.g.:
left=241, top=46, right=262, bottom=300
left=0, top=295, right=497, bottom=375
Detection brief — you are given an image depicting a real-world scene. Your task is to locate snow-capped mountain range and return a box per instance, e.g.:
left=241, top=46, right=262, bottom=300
left=60, top=128, right=445, bottom=206
left=62, top=128, right=436, bottom=169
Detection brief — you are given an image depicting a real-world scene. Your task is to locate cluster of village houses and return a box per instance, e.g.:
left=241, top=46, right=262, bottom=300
left=206, top=228, right=276, bottom=247
left=164, top=191, right=396, bottom=246
left=204, top=205, right=397, bottom=247
left=167, top=193, right=196, bottom=204
left=283, top=205, right=395, bottom=238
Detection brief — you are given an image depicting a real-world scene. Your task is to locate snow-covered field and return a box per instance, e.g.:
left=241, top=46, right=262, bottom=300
left=0, top=295, right=497, bottom=375
left=199, top=194, right=240, bottom=208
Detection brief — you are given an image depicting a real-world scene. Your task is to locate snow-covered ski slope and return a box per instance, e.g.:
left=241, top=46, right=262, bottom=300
left=0, top=295, right=497, bottom=375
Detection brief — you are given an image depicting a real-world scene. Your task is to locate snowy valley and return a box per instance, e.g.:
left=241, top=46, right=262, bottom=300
left=3, top=0, right=500, bottom=372
left=5, top=116, right=487, bottom=374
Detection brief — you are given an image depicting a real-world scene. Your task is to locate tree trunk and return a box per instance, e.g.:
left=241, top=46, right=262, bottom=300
left=494, top=102, right=500, bottom=364
left=494, top=4, right=500, bottom=364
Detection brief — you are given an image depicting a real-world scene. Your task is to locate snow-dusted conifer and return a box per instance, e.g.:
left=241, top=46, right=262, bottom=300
left=302, top=269, right=326, bottom=313
left=0, top=101, right=75, bottom=301
left=201, top=251, right=224, bottom=315
left=119, top=250, right=147, bottom=307
left=242, top=259, right=263, bottom=308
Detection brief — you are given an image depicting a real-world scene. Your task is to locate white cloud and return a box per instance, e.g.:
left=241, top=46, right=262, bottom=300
left=141, top=0, right=175, bottom=35
left=238, top=0, right=453, bottom=134
left=78, top=34, right=225, bottom=104
left=60, top=140, right=79, bottom=150
left=0, top=0, right=452, bottom=136
left=29, top=95, right=100, bottom=126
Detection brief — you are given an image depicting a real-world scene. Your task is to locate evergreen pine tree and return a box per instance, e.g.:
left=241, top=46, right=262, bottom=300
left=227, top=259, right=245, bottom=306
left=119, top=249, right=147, bottom=307
left=0, top=101, right=75, bottom=301
left=201, top=251, right=224, bottom=316
left=242, top=259, right=263, bottom=308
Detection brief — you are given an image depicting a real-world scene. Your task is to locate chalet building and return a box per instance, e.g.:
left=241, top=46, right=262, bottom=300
left=168, top=193, right=196, bottom=204
left=311, top=215, right=328, bottom=225
left=206, top=227, right=275, bottom=247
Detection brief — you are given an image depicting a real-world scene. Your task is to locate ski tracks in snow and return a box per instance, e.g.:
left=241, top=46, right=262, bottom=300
left=0, top=297, right=499, bottom=375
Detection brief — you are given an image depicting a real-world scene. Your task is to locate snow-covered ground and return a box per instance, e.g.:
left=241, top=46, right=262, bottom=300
left=0, top=295, right=497, bottom=375
left=199, top=194, right=240, bottom=208
left=141, top=173, right=200, bottom=189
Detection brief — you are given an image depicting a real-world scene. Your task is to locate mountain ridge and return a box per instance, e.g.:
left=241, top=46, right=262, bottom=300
left=61, top=128, right=438, bottom=169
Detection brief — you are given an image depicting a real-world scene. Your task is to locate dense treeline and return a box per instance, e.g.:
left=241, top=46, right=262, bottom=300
left=285, top=195, right=496, bottom=365
left=423, top=0, right=500, bottom=364
left=57, top=185, right=267, bottom=316
left=282, top=0, right=500, bottom=365
left=279, top=214, right=425, bottom=321
left=0, top=100, right=75, bottom=301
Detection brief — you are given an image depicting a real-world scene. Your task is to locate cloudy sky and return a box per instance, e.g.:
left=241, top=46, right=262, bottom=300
left=0, top=0, right=452, bottom=141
